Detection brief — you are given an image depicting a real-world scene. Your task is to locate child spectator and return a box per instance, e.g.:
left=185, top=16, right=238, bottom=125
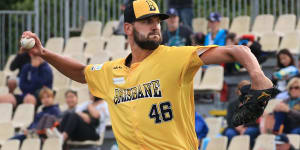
left=273, top=49, right=298, bottom=92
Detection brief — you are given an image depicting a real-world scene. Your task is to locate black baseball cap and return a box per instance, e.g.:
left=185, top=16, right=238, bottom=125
left=275, top=134, right=289, bottom=144
left=124, top=0, right=169, bottom=23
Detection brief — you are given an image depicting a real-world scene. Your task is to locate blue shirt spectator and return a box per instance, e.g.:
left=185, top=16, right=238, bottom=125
left=204, top=12, right=227, bottom=46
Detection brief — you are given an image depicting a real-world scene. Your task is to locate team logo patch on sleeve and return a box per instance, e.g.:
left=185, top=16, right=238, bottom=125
left=91, top=64, right=103, bottom=71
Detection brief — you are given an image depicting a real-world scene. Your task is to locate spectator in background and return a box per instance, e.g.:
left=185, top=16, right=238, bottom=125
left=204, top=12, right=227, bottom=46
left=273, top=78, right=300, bottom=134
left=168, top=0, right=193, bottom=30
left=11, top=87, right=60, bottom=142
left=59, top=90, right=79, bottom=119
left=275, top=134, right=296, bottom=150
left=195, top=112, right=208, bottom=149
left=162, top=8, right=193, bottom=46
left=113, top=0, right=133, bottom=35
left=19, top=54, right=53, bottom=106
left=48, top=94, right=110, bottom=144
left=223, top=80, right=260, bottom=148
left=272, top=49, right=298, bottom=92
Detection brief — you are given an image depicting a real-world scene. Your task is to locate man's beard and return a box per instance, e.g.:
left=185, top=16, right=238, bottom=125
left=133, top=27, right=161, bottom=51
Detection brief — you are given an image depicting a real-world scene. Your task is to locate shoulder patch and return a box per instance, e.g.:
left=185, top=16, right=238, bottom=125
left=91, top=64, right=103, bottom=71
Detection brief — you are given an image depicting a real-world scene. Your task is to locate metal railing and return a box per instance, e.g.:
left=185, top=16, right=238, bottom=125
left=1, top=0, right=300, bottom=69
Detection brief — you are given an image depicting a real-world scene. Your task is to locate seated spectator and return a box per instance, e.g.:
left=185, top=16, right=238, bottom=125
left=204, top=12, right=227, bottom=46
left=273, top=78, right=300, bottom=134
left=19, top=54, right=53, bottom=106
left=48, top=94, right=109, bottom=144
left=195, top=111, right=208, bottom=149
left=11, top=87, right=60, bottom=141
left=60, top=89, right=78, bottom=118
left=162, top=8, right=193, bottom=46
left=223, top=80, right=260, bottom=148
left=275, top=134, right=296, bottom=150
left=272, top=49, right=298, bottom=92
left=113, top=0, right=133, bottom=35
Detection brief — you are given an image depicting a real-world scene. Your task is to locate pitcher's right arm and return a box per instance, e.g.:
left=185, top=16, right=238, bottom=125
left=21, top=31, right=87, bottom=83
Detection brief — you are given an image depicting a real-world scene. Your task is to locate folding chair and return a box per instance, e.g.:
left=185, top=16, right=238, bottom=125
left=0, top=103, right=13, bottom=123
left=12, top=103, right=34, bottom=129
left=274, top=14, right=296, bottom=36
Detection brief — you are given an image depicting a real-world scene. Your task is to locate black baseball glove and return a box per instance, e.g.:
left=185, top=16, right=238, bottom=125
left=231, top=85, right=279, bottom=127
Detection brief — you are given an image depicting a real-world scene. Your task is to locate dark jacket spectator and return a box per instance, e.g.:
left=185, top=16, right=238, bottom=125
left=168, top=0, right=193, bottom=30
left=20, top=61, right=53, bottom=96
left=195, top=111, right=208, bottom=148
left=162, top=8, right=193, bottom=46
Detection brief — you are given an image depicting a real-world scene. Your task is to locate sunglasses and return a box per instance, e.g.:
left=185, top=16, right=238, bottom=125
left=289, top=86, right=300, bottom=90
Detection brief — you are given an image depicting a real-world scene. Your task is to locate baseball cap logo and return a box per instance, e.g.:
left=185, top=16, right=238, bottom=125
left=145, top=0, right=156, bottom=11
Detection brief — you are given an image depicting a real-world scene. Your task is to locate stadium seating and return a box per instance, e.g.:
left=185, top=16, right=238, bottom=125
left=1, top=139, right=20, bottom=150
left=20, top=138, right=41, bottom=150
left=105, top=35, right=127, bottom=60
left=198, top=65, right=224, bottom=91
left=0, top=71, right=5, bottom=86
left=0, top=103, right=13, bottom=123
left=253, top=134, right=275, bottom=150
left=279, top=31, right=300, bottom=54
left=194, top=67, right=202, bottom=90
left=296, top=20, right=300, bottom=31
left=84, top=36, right=105, bottom=58
left=228, top=135, right=250, bottom=150
left=45, top=37, right=64, bottom=54
left=70, top=80, right=88, bottom=90
left=192, top=17, right=208, bottom=34
left=264, top=99, right=281, bottom=114
left=251, top=14, right=274, bottom=37
left=220, top=17, right=229, bottom=30
left=54, top=87, right=69, bottom=106
left=274, top=14, right=296, bottom=36
left=2, top=54, right=18, bottom=77
left=12, top=103, right=34, bottom=129
left=205, top=136, right=228, bottom=150
left=52, top=69, right=70, bottom=91
left=259, top=32, right=280, bottom=52
left=287, top=134, right=300, bottom=149
left=0, top=122, right=14, bottom=145
left=43, top=138, right=62, bottom=150
left=89, top=50, right=110, bottom=64
left=0, top=86, right=9, bottom=95
left=77, top=86, right=91, bottom=103
left=101, top=20, right=119, bottom=39
left=81, top=21, right=102, bottom=42
left=229, top=16, right=250, bottom=36
left=62, top=37, right=85, bottom=55
left=205, top=117, right=223, bottom=138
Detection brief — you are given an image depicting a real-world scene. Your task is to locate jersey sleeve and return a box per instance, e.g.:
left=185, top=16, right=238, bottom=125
left=84, top=63, right=109, bottom=100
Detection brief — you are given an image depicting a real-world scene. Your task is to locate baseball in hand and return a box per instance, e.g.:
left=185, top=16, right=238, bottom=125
left=21, top=37, right=35, bottom=49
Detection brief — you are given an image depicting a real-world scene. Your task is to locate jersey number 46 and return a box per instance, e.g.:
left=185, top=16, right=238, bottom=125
left=149, top=101, right=173, bottom=124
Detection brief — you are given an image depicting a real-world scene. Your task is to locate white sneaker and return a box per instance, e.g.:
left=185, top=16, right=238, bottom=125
left=52, top=128, right=64, bottom=145
left=46, top=128, right=55, bottom=138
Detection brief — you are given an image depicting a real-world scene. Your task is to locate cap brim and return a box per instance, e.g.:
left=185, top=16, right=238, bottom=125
left=136, top=13, right=169, bottom=21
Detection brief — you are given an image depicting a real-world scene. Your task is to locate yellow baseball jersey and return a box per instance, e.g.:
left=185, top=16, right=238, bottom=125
left=84, top=45, right=216, bottom=150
